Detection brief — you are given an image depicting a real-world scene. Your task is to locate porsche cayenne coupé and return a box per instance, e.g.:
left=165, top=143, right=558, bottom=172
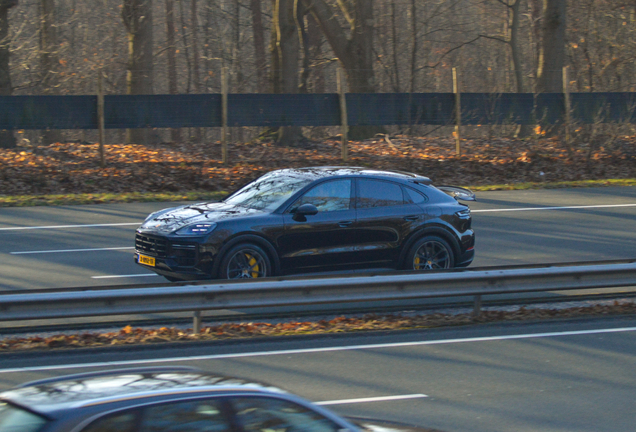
left=135, top=167, right=475, bottom=281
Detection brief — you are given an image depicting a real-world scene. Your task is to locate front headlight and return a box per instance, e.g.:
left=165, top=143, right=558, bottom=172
left=175, top=223, right=217, bottom=236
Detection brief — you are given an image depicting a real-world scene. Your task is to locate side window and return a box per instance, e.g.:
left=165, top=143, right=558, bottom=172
left=404, top=187, right=428, bottom=204
left=138, top=399, right=231, bottom=432
left=230, top=397, right=341, bottom=432
left=293, top=180, right=352, bottom=212
left=81, top=411, right=138, bottom=432
left=357, top=179, right=404, bottom=209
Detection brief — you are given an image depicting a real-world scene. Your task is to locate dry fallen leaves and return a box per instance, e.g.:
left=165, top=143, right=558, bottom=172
left=1, top=301, right=634, bottom=352
left=1, top=136, right=635, bottom=197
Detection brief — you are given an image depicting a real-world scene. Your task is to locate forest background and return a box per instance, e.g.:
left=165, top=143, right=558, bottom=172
left=1, top=0, right=636, bottom=202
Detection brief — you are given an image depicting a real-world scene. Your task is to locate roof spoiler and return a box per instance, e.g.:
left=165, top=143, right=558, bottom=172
left=437, top=185, right=476, bottom=202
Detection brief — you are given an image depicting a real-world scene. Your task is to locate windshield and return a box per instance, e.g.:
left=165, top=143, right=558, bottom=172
left=224, top=172, right=313, bottom=211
left=0, top=402, right=47, bottom=432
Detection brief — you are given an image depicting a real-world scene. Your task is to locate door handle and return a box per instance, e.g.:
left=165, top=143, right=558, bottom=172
left=338, top=221, right=353, bottom=227
left=404, top=215, right=419, bottom=221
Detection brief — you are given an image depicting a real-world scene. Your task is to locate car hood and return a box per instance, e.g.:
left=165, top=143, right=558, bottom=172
left=350, top=417, right=444, bottom=432
left=138, top=202, right=266, bottom=234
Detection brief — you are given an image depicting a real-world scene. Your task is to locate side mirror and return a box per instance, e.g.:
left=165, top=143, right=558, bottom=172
left=292, top=203, right=318, bottom=221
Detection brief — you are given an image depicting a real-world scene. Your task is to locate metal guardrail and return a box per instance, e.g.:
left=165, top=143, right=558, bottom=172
left=2, top=262, right=636, bottom=332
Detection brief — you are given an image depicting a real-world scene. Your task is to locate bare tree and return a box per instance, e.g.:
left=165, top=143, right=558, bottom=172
left=122, top=0, right=154, bottom=144
left=0, top=0, right=17, bottom=149
left=166, top=0, right=181, bottom=143
left=39, top=0, right=61, bottom=144
left=537, top=0, right=565, bottom=93
left=272, top=0, right=302, bottom=145
left=250, top=0, right=268, bottom=93
left=304, top=0, right=382, bottom=139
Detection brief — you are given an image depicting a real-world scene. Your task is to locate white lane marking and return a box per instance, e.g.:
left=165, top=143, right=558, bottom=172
left=472, top=203, right=636, bottom=213
left=316, top=394, right=428, bottom=405
left=0, top=222, right=141, bottom=231
left=11, top=247, right=134, bottom=255
left=91, top=274, right=159, bottom=279
left=1, top=326, right=634, bottom=374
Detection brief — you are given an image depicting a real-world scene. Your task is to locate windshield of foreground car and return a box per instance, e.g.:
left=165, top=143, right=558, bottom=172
left=223, top=172, right=313, bottom=211
left=0, top=402, right=48, bottom=432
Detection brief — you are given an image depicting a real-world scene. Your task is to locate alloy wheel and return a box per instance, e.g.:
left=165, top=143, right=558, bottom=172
left=413, top=240, right=451, bottom=270
left=226, top=249, right=268, bottom=279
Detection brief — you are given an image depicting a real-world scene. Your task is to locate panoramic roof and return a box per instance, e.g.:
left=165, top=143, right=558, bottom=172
left=1, top=370, right=283, bottom=414
left=275, top=167, right=432, bottom=183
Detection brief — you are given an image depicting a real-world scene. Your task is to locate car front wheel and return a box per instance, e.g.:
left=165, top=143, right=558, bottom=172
left=220, top=243, right=271, bottom=279
left=406, top=235, right=455, bottom=270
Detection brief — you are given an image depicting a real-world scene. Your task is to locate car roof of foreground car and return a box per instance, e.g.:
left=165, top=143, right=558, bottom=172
left=275, top=167, right=433, bottom=184
left=0, top=367, right=287, bottom=416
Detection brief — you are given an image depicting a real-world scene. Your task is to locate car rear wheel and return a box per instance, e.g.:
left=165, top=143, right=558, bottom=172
left=220, top=243, right=271, bottom=279
left=406, top=235, right=455, bottom=270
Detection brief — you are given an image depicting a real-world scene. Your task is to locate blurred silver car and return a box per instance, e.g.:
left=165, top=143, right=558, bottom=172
left=0, top=367, right=442, bottom=432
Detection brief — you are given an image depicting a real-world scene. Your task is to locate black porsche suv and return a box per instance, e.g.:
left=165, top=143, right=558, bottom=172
left=135, top=167, right=475, bottom=281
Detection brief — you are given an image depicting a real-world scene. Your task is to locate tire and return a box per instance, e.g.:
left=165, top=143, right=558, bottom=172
left=405, top=235, right=455, bottom=271
left=219, top=243, right=271, bottom=279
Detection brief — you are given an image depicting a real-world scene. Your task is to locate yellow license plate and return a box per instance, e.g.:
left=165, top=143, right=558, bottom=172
left=138, top=254, right=155, bottom=267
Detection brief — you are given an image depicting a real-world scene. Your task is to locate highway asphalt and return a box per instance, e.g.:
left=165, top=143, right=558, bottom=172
left=0, top=316, right=634, bottom=432
left=1, top=186, right=636, bottom=291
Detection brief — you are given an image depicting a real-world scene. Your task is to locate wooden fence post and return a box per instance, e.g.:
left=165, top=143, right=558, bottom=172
left=221, top=66, right=229, bottom=164
left=337, top=67, right=348, bottom=162
left=97, top=70, right=105, bottom=168
left=452, top=67, right=461, bottom=156
left=563, top=65, right=571, bottom=152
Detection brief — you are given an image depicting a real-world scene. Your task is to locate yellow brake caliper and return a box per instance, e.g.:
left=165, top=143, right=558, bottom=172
left=247, top=254, right=260, bottom=278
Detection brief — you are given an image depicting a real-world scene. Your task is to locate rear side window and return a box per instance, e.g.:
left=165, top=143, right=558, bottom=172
left=357, top=179, right=404, bottom=208
left=0, top=402, right=47, bottom=432
left=230, top=397, right=341, bottom=432
left=404, top=187, right=428, bottom=204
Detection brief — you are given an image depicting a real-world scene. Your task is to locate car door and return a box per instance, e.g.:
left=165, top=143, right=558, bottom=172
left=278, top=179, right=358, bottom=273
left=354, top=178, right=427, bottom=266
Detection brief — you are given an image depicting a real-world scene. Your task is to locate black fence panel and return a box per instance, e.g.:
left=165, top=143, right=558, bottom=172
left=228, top=94, right=340, bottom=127
left=3, top=92, right=636, bottom=130
left=461, top=93, right=535, bottom=125
left=0, top=95, right=97, bottom=130
left=571, top=93, right=636, bottom=124
left=346, top=93, right=454, bottom=126
left=104, top=94, right=222, bottom=129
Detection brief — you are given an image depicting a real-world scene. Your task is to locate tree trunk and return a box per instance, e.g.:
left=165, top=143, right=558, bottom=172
left=273, top=0, right=302, bottom=146
left=250, top=0, right=268, bottom=93
left=507, top=0, right=532, bottom=137
left=191, top=0, right=201, bottom=142
left=307, top=13, right=325, bottom=93
left=0, top=0, right=17, bottom=149
left=122, top=0, right=154, bottom=145
left=166, top=0, right=181, bottom=143
left=537, top=0, right=566, bottom=93
left=304, top=0, right=383, bottom=139
left=39, top=0, right=61, bottom=145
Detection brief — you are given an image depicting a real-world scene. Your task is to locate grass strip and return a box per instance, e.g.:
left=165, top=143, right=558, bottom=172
left=1, top=179, right=636, bottom=208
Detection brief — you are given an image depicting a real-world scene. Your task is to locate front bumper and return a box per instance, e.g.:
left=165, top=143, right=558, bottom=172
left=134, top=232, right=215, bottom=280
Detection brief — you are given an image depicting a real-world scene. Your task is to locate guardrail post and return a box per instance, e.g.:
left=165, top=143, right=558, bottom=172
left=472, top=295, right=482, bottom=317
left=221, top=67, right=229, bottom=164
left=193, top=310, right=202, bottom=334
left=97, top=70, right=106, bottom=168
left=452, top=67, right=461, bottom=156
left=337, top=67, right=349, bottom=162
